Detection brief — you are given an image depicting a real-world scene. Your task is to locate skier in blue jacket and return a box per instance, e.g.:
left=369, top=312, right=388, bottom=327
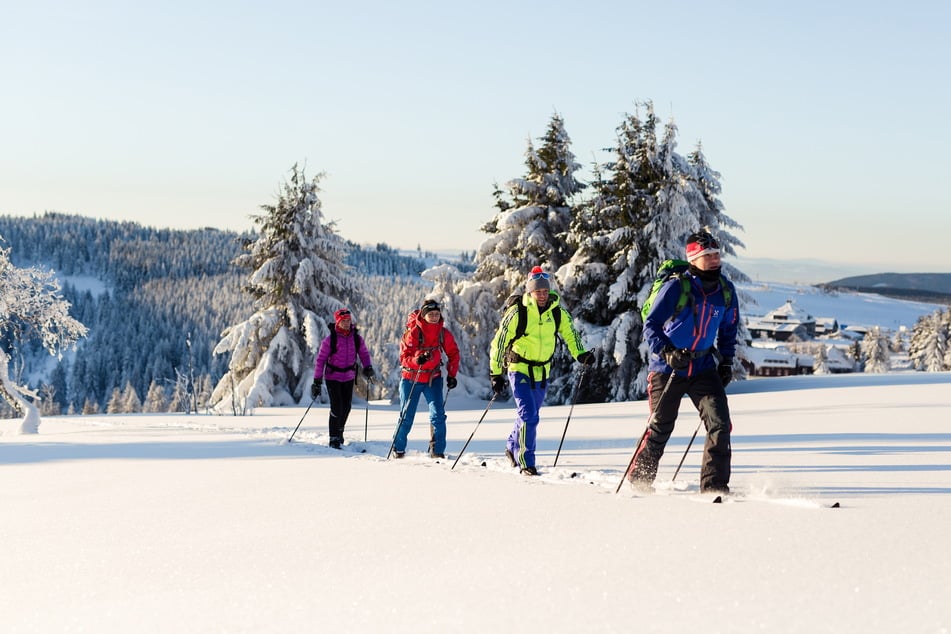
left=628, top=230, right=739, bottom=494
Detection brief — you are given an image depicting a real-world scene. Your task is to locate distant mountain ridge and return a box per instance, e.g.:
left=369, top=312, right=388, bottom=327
left=821, top=273, right=951, bottom=303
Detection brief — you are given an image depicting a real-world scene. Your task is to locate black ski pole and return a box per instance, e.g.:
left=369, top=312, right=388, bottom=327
left=451, top=394, right=497, bottom=470
left=671, top=418, right=703, bottom=482
left=553, top=366, right=587, bottom=467
left=386, top=366, right=423, bottom=459
left=614, top=370, right=677, bottom=494
left=364, top=376, right=373, bottom=443
left=288, top=396, right=317, bottom=443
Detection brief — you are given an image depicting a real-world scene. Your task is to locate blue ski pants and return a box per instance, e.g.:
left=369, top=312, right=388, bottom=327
left=506, top=371, right=547, bottom=469
left=393, top=376, right=447, bottom=454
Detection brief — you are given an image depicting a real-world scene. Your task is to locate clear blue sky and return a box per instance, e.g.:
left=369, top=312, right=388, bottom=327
left=3, top=1, right=949, bottom=277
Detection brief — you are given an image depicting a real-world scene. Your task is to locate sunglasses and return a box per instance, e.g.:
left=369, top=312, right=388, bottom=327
left=337, top=310, right=351, bottom=317
left=690, top=235, right=719, bottom=250
left=529, top=271, right=550, bottom=280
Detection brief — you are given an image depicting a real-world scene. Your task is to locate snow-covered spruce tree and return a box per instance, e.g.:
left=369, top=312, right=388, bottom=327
left=943, top=310, right=951, bottom=371
left=861, top=326, right=891, bottom=373
left=458, top=113, right=585, bottom=389
left=558, top=102, right=746, bottom=402
left=890, top=328, right=905, bottom=353
left=211, top=165, right=360, bottom=412
left=121, top=381, right=142, bottom=413
left=557, top=103, right=663, bottom=402
left=81, top=398, right=99, bottom=415
left=909, top=310, right=948, bottom=372
left=472, top=112, right=584, bottom=291
left=143, top=381, right=168, bottom=413
left=0, top=238, right=87, bottom=433
left=106, top=387, right=123, bottom=414
left=813, top=344, right=830, bottom=374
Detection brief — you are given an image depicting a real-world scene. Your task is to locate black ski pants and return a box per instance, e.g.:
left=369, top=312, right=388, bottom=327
left=630, top=368, right=732, bottom=491
left=325, top=379, right=354, bottom=442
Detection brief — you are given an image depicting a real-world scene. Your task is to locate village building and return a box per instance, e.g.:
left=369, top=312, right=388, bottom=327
left=742, top=299, right=855, bottom=376
left=747, top=299, right=818, bottom=341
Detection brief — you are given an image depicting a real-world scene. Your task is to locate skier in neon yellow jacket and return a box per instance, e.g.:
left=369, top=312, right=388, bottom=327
left=489, top=267, right=593, bottom=475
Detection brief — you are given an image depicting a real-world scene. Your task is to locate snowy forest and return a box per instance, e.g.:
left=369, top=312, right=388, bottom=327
left=0, top=214, right=444, bottom=417
left=3, top=103, right=950, bottom=422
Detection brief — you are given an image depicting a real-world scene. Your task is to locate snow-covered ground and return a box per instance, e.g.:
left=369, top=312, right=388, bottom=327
left=2, top=371, right=950, bottom=633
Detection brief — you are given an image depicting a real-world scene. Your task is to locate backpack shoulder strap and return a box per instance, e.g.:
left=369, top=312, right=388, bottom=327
left=501, top=301, right=527, bottom=352
left=674, top=275, right=692, bottom=314
left=720, top=276, right=733, bottom=307
left=509, top=302, right=561, bottom=348
left=515, top=302, right=528, bottom=341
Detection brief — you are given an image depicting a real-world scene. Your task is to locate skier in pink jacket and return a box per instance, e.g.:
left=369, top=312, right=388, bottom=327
left=311, top=308, right=374, bottom=449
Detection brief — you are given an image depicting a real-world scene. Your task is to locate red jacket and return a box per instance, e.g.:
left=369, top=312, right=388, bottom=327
left=399, top=313, right=460, bottom=383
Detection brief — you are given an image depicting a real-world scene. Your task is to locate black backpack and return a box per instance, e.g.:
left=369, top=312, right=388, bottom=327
left=501, top=292, right=562, bottom=350
left=325, top=323, right=361, bottom=372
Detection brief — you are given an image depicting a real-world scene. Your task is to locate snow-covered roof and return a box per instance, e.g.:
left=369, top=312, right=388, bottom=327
left=747, top=320, right=807, bottom=334
left=746, top=342, right=855, bottom=371
left=762, top=299, right=815, bottom=323
left=744, top=346, right=799, bottom=368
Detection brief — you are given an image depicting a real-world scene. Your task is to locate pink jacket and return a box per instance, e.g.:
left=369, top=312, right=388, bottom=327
left=313, top=327, right=372, bottom=382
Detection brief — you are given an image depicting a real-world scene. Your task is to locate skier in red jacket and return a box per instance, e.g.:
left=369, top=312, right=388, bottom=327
left=393, top=299, right=460, bottom=459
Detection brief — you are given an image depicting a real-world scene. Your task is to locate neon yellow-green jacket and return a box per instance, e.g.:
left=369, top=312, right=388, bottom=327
left=489, top=291, right=586, bottom=381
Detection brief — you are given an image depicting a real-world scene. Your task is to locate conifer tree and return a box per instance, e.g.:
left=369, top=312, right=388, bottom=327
left=861, top=326, right=891, bottom=373
left=106, top=387, right=123, bottom=414
left=458, top=113, right=585, bottom=383
left=144, top=381, right=167, bottom=413
left=0, top=238, right=87, bottom=432
left=558, top=101, right=746, bottom=402
left=943, top=310, right=951, bottom=370
left=82, top=398, right=100, bottom=415
left=167, top=384, right=185, bottom=413
left=471, top=113, right=584, bottom=293
left=211, top=164, right=360, bottom=411
left=909, top=310, right=948, bottom=371
left=121, top=381, right=142, bottom=413
left=813, top=344, right=830, bottom=374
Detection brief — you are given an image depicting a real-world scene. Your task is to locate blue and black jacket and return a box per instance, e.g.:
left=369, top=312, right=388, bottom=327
left=644, top=272, right=739, bottom=376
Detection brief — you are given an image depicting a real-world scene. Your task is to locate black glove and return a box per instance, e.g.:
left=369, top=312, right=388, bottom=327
left=311, top=380, right=321, bottom=399
left=362, top=366, right=375, bottom=380
left=416, top=351, right=431, bottom=365
left=577, top=351, right=595, bottom=366
left=662, top=345, right=691, bottom=370
left=718, top=359, right=734, bottom=387
left=446, top=376, right=457, bottom=390
left=490, top=374, right=507, bottom=396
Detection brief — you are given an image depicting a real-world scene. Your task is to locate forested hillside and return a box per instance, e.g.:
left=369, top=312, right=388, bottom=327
left=822, top=273, right=951, bottom=303
left=0, top=213, right=444, bottom=416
